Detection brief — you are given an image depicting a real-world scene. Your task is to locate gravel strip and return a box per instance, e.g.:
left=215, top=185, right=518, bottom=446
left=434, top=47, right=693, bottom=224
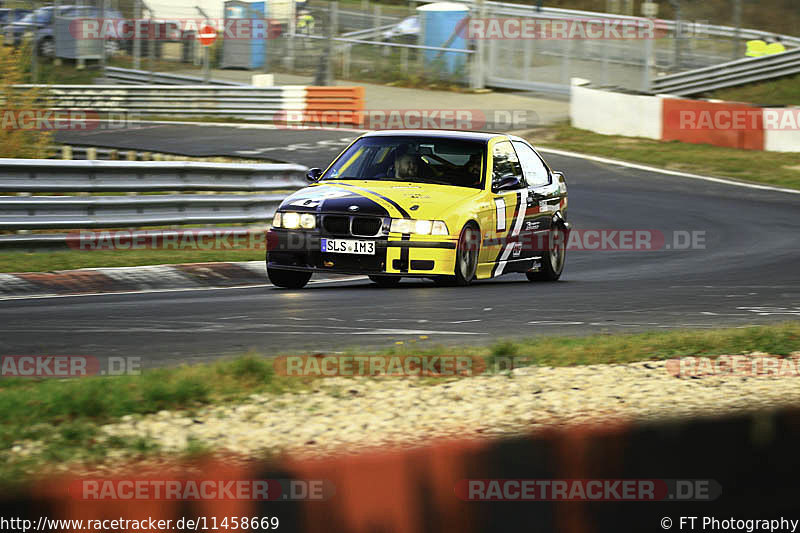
left=92, top=355, right=800, bottom=459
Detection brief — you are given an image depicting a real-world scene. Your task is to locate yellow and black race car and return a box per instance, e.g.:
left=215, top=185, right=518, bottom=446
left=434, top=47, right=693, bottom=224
left=266, top=130, right=570, bottom=288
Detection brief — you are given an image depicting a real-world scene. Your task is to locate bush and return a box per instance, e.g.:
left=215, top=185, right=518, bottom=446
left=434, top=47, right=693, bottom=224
left=0, top=44, right=52, bottom=158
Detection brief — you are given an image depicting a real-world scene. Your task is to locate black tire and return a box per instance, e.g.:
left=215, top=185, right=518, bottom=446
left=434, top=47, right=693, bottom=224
left=369, top=275, right=401, bottom=287
left=527, top=224, right=566, bottom=282
left=268, top=268, right=312, bottom=289
left=38, top=37, right=55, bottom=58
left=452, top=223, right=480, bottom=286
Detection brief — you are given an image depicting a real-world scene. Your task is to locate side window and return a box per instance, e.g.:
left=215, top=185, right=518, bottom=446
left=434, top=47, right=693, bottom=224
left=491, top=141, right=524, bottom=188
left=513, top=141, right=550, bottom=187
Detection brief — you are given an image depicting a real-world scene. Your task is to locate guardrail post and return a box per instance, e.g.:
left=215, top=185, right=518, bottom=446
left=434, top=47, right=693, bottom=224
left=61, top=146, right=72, bottom=160
left=133, top=0, right=141, bottom=70
left=417, top=13, right=426, bottom=74
left=642, top=27, right=653, bottom=91
left=87, top=147, right=97, bottom=160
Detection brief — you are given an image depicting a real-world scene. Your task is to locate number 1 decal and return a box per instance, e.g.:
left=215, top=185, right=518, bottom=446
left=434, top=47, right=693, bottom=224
left=494, top=198, right=506, bottom=232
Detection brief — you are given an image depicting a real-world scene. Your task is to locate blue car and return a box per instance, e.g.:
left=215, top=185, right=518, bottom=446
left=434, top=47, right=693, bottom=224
left=3, top=5, right=122, bottom=57
left=0, top=8, right=32, bottom=26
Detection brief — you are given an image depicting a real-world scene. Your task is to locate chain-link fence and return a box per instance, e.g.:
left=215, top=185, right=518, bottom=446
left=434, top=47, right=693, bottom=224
left=2, top=0, right=798, bottom=93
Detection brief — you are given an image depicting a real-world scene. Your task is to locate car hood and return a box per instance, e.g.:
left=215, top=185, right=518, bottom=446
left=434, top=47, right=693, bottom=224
left=280, top=181, right=482, bottom=220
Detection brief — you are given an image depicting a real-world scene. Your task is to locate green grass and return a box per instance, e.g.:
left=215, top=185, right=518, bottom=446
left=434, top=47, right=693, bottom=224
left=0, top=248, right=265, bottom=273
left=711, top=74, right=800, bottom=106
left=527, top=123, right=800, bottom=190
left=385, top=322, right=800, bottom=368
left=1, top=322, right=798, bottom=481
left=0, top=354, right=308, bottom=481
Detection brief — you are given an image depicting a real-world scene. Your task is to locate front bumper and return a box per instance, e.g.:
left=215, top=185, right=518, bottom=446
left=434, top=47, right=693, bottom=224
left=267, top=229, right=458, bottom=276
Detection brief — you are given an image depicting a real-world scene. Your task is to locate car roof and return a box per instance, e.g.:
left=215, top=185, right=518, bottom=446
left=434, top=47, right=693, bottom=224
left=361, top=130, right=505, bottom=142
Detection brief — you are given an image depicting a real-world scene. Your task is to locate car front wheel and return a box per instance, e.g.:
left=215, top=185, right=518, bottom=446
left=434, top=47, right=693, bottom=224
left=268, top=268, right=312, bottom=289
left=454, top=223, right=480, bottom=286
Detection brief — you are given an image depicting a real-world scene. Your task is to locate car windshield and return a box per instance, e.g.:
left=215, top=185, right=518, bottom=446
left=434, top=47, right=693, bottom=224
left=322, top=136, right=486, bottom=189
left=21, top=8, right=52, bottom=25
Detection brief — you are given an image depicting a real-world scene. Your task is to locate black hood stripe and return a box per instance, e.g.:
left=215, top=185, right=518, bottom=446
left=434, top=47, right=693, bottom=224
left=329, top=183, right=411, bottom=218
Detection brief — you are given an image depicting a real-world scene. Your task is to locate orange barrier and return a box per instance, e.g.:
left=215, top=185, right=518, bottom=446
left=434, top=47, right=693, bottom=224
left=662, top=97, right=765, bottom=150
left=13, top=408, right=800, bottom=532
left=303, top=86, right=365, bottom=126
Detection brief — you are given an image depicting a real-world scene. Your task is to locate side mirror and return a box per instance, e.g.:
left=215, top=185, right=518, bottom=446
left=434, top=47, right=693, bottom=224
left=306, top=168, right=323, bottom=182
left=492, top=175, right=521, bottom=192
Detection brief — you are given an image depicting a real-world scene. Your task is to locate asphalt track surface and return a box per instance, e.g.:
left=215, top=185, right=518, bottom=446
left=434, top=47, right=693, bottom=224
left=2, top=149, right=799, bottom=366
left=55, top=123, right=360, bottom=168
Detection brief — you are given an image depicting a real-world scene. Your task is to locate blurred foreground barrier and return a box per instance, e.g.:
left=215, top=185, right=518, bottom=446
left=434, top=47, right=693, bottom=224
left=570, top=79, right=800, bottom=152
left=9, top=407, right=800, bottom=533
left=11, top=85, right=365, bottom=123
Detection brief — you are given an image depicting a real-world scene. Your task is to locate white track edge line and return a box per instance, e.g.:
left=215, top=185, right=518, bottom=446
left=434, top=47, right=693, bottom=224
left=0, top=276, right=367, bottom=302
left=537, top=146, right=800, bottom=195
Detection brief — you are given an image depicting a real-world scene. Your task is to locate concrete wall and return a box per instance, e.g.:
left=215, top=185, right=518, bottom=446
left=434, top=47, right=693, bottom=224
left=764, top=108, right=800, bottom=152
left=570, top=83, right=800, bottom=152
left=570, top=82, right=662, bottom=140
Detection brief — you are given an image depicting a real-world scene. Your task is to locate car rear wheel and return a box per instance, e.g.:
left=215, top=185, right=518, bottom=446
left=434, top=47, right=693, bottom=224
left=369, top=275, right=401, bottom=287
left=268, top=268, right=312, bottom=289
left=527, top=224, right=566, bottom=282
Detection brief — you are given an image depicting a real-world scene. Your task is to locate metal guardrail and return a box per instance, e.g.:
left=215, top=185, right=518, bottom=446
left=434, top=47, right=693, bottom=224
left=0, top=159, right=307, bottom=192
left=0, top=194, right=287, bottom=230
left=16, top=85, right=306, bottom=120
left=0, top=160, right=308, bottom=231
left=13, top=84, right=364, bottom=121
left=651, top=48, right=800, bottom=95
left=412, top=0, right=800, bottom=48
left=102, top=67, right=248, bottom=86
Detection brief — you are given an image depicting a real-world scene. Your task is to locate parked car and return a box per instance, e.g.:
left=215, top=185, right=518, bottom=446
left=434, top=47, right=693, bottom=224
left=382, top=15, right=419, bottom=43
left=3, top=5, right=122, bottom=57
left=0, top=8, right=33, bottom=26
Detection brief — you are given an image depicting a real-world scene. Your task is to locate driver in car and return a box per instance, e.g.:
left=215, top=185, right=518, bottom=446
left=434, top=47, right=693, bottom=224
left=395, top=153, right=420, bottom=179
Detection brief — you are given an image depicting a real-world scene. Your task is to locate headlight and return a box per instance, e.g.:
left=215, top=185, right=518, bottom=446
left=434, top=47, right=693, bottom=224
left=282, top=212, right=301, bottom=229
left=390, top=219, right=449, bottom=235
left=274, top=212, right=316, bottom=230
left=299, top=213, right=316, bottom=229
left=431, top=221, right=449, bottom=235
